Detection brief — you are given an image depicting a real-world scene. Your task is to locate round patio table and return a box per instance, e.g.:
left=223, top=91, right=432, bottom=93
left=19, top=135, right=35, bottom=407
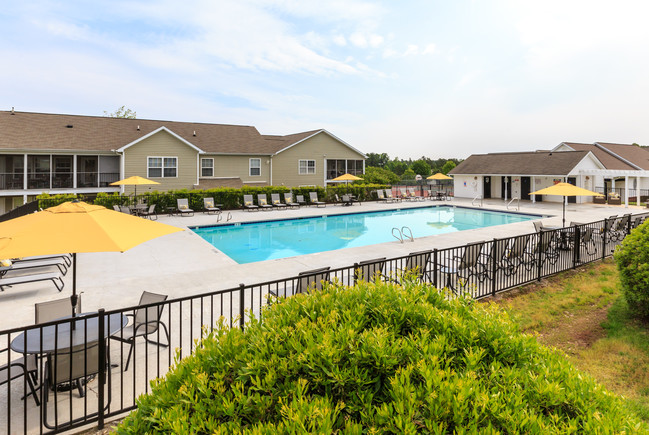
left=10, top=312, right=127, bottom=354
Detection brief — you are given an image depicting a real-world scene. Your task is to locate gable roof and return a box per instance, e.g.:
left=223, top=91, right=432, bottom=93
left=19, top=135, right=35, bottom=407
left=0, top=111, right=358, bottom=157
left=594, top=142, right=649, bottom=170
left=262, top=129, right=367, bottom=158
left=557, top=142, right=637, bottom=170
left=449, top=151, right=595, bottom=176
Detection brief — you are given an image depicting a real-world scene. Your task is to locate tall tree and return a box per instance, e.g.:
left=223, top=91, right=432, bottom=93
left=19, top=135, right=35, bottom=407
left=441, top=160, right=457, bottom=174
left=410, top=159, right=432, bottom=177
left=104, top=106, right=137, bottom=119
left=365, top=152, right=390, bottom=168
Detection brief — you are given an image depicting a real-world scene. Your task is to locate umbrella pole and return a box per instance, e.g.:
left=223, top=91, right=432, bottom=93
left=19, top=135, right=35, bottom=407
left=71, top=252, right=78, bottom=319
left=563, top=197, right=566, bottom=227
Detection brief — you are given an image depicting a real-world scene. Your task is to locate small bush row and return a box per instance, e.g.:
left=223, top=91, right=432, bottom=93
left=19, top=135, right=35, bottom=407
left=117, top=279, right=645, bottom=433
left=38, top=184, right=388, bottom=212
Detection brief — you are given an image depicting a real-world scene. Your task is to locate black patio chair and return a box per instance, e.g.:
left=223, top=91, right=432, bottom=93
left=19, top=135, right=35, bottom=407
left=110, top=291, right=169, bottom=371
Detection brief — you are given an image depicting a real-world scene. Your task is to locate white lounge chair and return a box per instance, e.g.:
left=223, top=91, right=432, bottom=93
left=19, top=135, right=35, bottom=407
left=203, top=197, right=221, bottom=215
left=176, top=198, right=194, bottom=216
left=0, top=272, right=64, bottom=292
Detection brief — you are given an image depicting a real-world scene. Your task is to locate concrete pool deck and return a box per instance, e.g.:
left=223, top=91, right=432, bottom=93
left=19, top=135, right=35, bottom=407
left=0, top=198, right=641, bottom=330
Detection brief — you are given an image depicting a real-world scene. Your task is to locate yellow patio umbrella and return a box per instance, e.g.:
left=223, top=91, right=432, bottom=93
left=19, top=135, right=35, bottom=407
left=427, top=172, right=453, bottom=180
left=530, top=182, right=603, bottom=227
left=0, top=201, right=183, bottom=318
left=110, top=175, right=160, bottom=197
left=332, top=173, right=363, bottom=182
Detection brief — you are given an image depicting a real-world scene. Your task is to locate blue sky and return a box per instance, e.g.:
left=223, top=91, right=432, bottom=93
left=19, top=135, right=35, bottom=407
left=1, top=1, right=648, bottom=158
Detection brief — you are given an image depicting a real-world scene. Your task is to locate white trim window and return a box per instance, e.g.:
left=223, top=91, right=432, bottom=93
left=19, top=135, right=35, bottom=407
left=249, top=158, right=261, bottom=176
left=148, top=156, right=177, bottom=178
left=299, top=159, right=316, bottom=175
left=201, top=158, right=214, bottom=177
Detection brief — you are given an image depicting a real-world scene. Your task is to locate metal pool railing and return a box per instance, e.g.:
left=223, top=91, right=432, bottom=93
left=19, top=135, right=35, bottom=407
left=0, top=211, right=646, bottom=434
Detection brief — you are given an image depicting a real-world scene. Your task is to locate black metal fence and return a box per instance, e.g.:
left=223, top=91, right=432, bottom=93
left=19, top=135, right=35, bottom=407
left=1, top=212, right=647, bottom=433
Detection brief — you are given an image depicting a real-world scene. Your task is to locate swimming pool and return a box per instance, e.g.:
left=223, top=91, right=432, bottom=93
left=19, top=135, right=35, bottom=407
left=192, top=205, right=543, bottom=264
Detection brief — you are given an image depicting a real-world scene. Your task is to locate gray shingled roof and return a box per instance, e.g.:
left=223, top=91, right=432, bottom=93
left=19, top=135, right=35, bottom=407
left=561, top=142, right=636, bottom=170
left=449, top=151, right=592, bottom=176
left=0, top=111, right=321, bottom=155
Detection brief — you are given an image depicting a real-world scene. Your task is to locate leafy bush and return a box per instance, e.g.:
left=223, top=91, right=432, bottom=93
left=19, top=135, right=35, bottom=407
left=118, top=280, right=644, bottom=434
left=361, top=167, right=400, bottom=185
left=615, top=220, right=649, bottom=319
left=37, top=193, right=82, bottom=208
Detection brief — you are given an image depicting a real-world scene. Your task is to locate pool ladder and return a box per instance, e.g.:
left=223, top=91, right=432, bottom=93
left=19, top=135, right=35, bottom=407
left=392, top=226, right=414, bottom=243
left=216, top=212, right=233, bottom=223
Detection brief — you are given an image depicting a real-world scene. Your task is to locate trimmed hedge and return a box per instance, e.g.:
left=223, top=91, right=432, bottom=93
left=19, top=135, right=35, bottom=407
left=117, top=279, right=644, bottom=434
left=88, top=184, right=387, bottom=212
left=615, top=219, right=649, bottom=319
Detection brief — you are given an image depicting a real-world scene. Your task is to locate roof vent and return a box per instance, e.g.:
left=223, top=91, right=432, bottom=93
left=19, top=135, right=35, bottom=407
left=66, top=124, right=73, bottom=128
left=193, top=130, right=196, bottom=136
left=137, top=125, right=140, bottom=131
left=10, top=107, right=15, bottom=115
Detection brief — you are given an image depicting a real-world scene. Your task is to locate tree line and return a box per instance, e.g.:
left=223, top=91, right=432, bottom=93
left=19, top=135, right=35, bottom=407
left=361, top=153, right=462, bottom=185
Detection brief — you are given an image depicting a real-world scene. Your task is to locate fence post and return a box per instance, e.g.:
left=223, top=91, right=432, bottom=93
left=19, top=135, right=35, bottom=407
left=602, top=218, right=607, bottom=260
left=432, top=249, right=438, bottom=288
left=97, top=309, right=106, bottom=430
left=491, top=239, right=497, bottom=297
left=537, top=232, right=543, bottom=281
left=239, top=283, right=245, bottom=331
left=572, top=226, right=581, bottom=268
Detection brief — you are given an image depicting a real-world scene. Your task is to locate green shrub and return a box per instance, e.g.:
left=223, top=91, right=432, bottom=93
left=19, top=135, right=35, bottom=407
left=37, top=193, right=81, bottom=209
left=615, top=220, right=649, bottom=319
left=118, top=280, right=644, bottom=434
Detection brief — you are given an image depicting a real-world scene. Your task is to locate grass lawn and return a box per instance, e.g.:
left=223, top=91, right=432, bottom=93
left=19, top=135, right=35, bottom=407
left=489, top=258, right=649, bottom=421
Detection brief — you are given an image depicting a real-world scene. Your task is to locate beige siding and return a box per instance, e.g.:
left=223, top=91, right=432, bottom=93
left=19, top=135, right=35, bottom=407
left=272, top=133, right=364, bottom=187
left=123, top=131, right=198, bottom=193
left=201, top=155, right=270, bottom=186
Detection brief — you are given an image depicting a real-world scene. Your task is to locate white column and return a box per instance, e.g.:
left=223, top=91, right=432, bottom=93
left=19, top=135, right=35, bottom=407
left=637, top=176, right=642, bottom=206
left=624, top=175, right=629, bottom=208
left=23, top=154, right=27, bottom=190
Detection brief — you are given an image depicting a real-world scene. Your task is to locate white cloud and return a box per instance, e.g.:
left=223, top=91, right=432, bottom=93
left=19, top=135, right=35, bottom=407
left=349, top=32, right=368, bottom=48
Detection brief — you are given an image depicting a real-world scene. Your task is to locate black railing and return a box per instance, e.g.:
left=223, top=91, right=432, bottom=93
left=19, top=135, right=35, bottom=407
left=0, top=200, right=39, bottom=223
left=0, top=212, right=646, bottom=433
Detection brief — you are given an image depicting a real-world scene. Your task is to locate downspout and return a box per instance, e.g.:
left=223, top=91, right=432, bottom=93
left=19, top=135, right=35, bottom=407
left=269, top=155, right=273, bottom=186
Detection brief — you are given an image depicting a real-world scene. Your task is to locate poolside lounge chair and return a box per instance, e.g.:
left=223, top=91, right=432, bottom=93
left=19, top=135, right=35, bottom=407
left=578, top=226, right=597, bottom=255
left=203, top=197, right=221, bottom=215
left=503, top=234, right=535, bottom=275
left=113, top=205, right=121, bottom=212
left=295, top=267, right=331, bottom=294
left=0, top=272, right=64, bottom=292
left=36, top=296, right=82, bottom=323
left=478, top=239, right=510, bottom=281
left=139, top=204, right=158, bottom=220
left=354, top=257, right=386, bottom=284
left=284, top=193, right=300, bottom=209
left=257, top=194, right=273, bottom=211
left=309, top=192, right=326, bottom=207
left=384, top=189, right=399, bottom=202
left=403, top=250, right=432, bottom=282
left=110, top=291, right=170, bottom=371
left=376, top=189, right=389, bottom=203
left=407, top=188, right=424, bottom=201
left=333, top=194, right=343, bottom=206
left=296, top=195, right=307, bottom=206
left=2, top=257, right=69, bottom=276
left=243, top=194, right=259, bottom=211
left=176, top=198, right=194, bottom=216
left=270, top=193, right=287, bottom=210
left=14, top=254, right=72, bottom=267
left=0, top=347, right=39, bottom=406
left=440, top=241, right=486, bottom=291
left=531, top=230, right=559, bottom=267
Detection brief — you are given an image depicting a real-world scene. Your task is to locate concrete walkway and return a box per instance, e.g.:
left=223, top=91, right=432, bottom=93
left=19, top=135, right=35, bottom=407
left=0, top=198, right=640, bottom=330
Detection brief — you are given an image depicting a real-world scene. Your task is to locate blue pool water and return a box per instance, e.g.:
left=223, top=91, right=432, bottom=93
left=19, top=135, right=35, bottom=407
left=192, top=206, right=542, bottom=264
